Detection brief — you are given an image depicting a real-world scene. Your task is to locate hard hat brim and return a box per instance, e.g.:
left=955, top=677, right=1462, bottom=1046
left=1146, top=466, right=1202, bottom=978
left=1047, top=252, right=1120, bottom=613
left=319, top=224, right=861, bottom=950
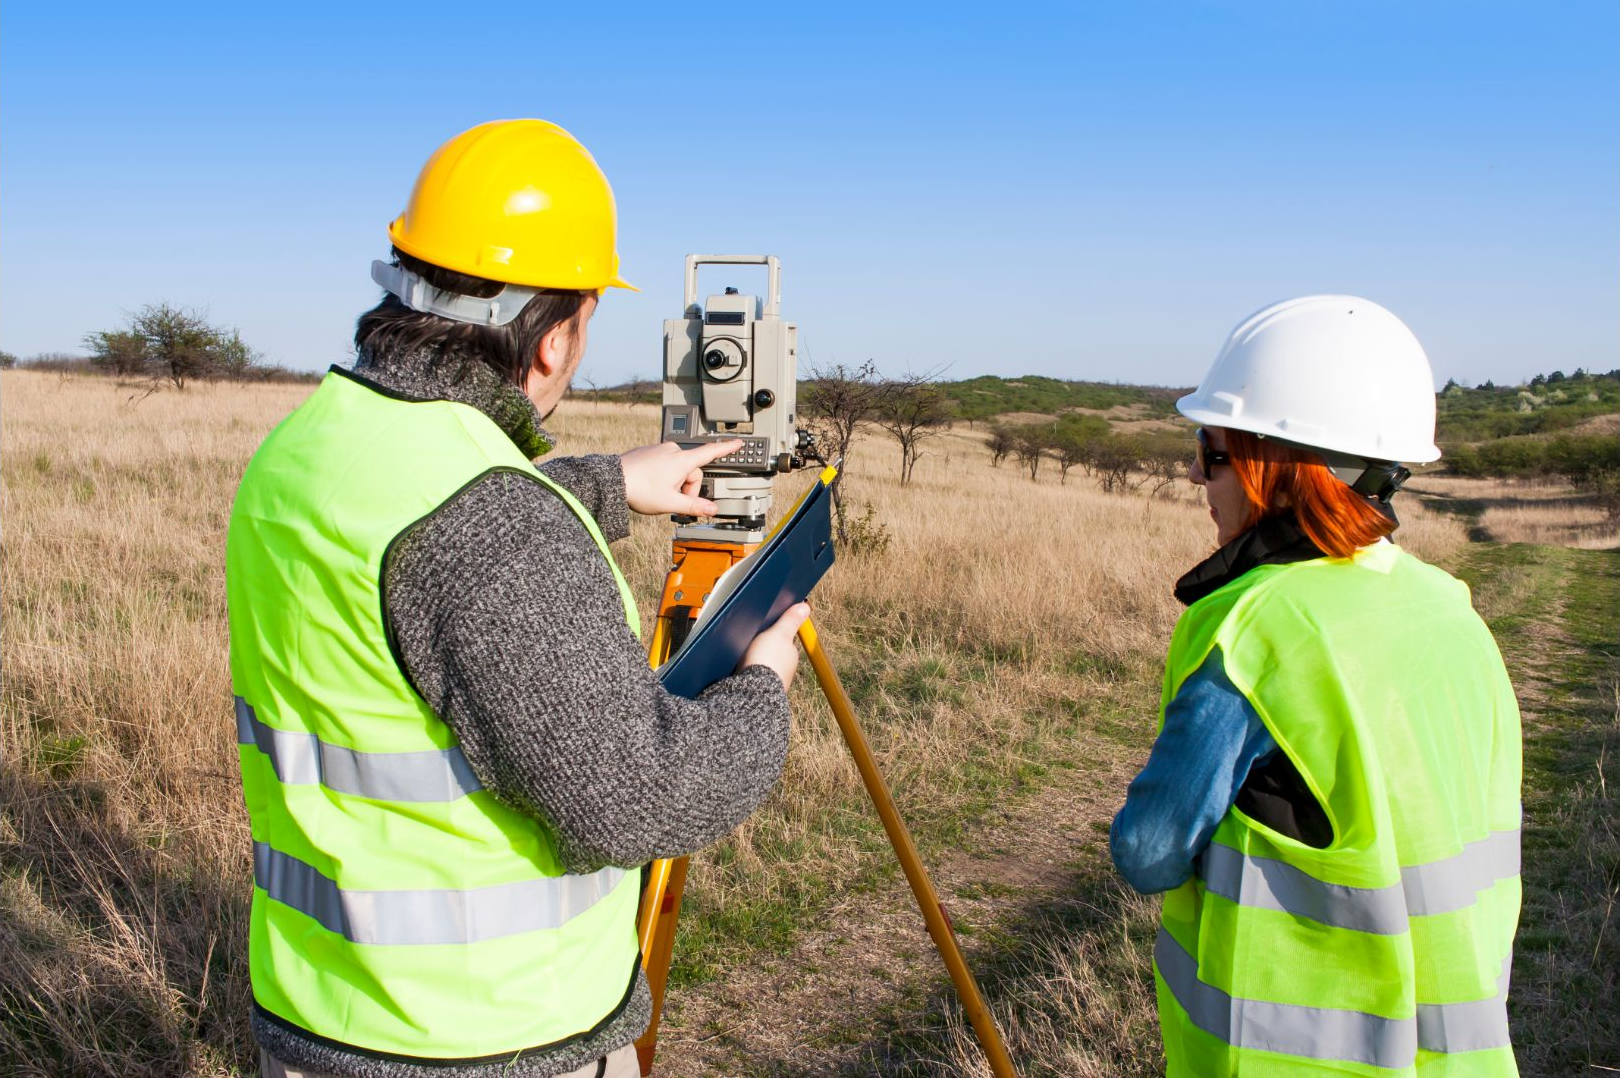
left=1177, top=396, right=1442, bottom=465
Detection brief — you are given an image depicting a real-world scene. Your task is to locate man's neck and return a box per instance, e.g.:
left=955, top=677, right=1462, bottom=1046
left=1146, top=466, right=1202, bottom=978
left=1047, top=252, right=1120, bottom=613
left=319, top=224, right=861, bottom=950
left=349, top=347, right=555, bottom=459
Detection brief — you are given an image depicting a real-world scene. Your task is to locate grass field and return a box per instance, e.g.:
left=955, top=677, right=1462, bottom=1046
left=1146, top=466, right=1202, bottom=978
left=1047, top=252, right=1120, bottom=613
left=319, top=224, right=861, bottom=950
left=2, top=369, right=1614, bottom=1076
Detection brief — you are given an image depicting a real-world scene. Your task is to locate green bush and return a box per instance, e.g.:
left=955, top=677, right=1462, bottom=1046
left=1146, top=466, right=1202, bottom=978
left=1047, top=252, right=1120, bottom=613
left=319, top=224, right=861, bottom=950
left=1445, top=432, right=1618, bottom=485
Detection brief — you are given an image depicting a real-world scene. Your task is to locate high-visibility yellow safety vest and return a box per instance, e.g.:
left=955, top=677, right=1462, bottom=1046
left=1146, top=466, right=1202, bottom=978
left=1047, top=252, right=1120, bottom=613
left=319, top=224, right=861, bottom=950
left=1157, top=542, right=1522, bottom=1078
left=226, top=370, right=643, bottom=1063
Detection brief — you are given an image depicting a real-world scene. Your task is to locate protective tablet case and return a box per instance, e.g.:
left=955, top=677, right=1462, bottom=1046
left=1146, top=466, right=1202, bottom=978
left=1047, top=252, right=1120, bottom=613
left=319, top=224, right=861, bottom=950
left=658, top=478, right=836, bottom=699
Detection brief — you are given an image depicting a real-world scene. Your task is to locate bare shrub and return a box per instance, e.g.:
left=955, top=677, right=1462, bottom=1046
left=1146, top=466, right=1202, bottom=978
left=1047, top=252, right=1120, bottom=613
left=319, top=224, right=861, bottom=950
left=1050, top=431, right=1088, bottom=484
left=1089, top=436, right=1142, bottom=494
left=841, top=501, right=893, bottom=556
left=1139, top=436, right=1190, bottom=498
left=802, top=360, right=884, bottom=543
left=1013, top=426, right=1047, bottom=481
left=986, top=425, right=1015, bottom=468
left=875, top=374, right=953, bottom=486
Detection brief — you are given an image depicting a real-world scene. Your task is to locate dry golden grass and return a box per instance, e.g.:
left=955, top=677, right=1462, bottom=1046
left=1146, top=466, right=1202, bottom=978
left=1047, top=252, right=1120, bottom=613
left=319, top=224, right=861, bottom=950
left=1407, top=475, right=1619, bottom=550
left=2, top=372, right=313, bottom=1075
left=0, top=371, right=1473, bottom=1075
left=936, top=880, right=1166, bottom=1078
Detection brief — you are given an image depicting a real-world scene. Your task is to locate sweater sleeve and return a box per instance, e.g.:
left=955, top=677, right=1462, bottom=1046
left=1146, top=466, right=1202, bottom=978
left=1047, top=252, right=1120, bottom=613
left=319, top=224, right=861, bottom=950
left=383, top=469, right=791, bottom=873
left=1109, top=650, right=1278, bottom=894
left=536, top=453, right=631, bottom=543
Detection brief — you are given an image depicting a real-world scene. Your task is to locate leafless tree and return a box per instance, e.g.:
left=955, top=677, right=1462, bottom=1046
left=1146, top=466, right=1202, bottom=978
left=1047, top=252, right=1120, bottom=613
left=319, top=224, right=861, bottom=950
left=1090, top=436, right=1143, bottom=494
left=1050, top=430, right=1089, bottom=484
left=802, top=360, right=884, bottom=543
left=875, top=372, right=953, bottom=485
left=986, top=425, right=1015, bottom=468
left=1141, top=440, right=1190, bottom=498
left=622, top=374, right=656, bottom=405
left=574, top=373, right=602, bottom=407
left=1013, top=426, right=1047, bottom=482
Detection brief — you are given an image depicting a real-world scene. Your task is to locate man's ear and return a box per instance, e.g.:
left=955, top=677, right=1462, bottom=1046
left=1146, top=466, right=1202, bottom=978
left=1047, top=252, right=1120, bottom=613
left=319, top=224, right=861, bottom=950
left=534, top=319, right=573, bottom=378
left=524, top=318, right=573, bottom=397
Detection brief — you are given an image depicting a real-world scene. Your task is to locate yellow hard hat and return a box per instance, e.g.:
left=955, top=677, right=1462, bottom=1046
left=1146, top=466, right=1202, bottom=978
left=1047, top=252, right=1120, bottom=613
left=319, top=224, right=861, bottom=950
left=387, top=119, right=635, bottom=292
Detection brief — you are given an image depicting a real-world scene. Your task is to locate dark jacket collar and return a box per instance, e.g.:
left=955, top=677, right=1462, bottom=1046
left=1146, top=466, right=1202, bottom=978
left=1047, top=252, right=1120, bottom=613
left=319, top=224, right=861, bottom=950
left=342, top=347, right=554, bottom=459
left=1173, top=514, right=1326, bottom=607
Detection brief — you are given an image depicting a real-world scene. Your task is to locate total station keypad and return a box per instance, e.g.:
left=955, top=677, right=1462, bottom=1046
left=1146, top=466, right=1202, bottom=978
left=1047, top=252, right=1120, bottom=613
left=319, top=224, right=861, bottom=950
left=713, top=437, right=770, bottom=467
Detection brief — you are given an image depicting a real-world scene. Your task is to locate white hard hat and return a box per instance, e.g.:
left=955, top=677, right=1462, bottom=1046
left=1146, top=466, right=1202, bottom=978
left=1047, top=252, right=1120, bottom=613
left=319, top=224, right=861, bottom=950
left=1177, top=295, right=1441, bottom=465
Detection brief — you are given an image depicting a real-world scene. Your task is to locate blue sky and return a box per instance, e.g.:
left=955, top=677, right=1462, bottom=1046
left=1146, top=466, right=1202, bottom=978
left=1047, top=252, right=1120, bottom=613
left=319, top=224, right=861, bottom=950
left=2, top=2, right=1615, bottom=389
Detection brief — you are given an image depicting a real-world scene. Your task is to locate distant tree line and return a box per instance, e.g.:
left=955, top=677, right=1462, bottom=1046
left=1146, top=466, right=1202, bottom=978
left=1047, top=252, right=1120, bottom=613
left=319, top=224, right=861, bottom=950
left=2, top=303, right=313, bottom=387
left=941, top=373, right=1184, bottom=425
left=570, top=374, right=659, bottom=406
left=988, top=416, right=1191, bottom=497
left=1437, top=368, right=1620, bottom=442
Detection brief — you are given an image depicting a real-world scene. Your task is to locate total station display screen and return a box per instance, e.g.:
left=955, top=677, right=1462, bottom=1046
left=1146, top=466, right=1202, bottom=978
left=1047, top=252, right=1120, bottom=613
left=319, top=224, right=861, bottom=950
left=705, top=312, right=746, bottom=325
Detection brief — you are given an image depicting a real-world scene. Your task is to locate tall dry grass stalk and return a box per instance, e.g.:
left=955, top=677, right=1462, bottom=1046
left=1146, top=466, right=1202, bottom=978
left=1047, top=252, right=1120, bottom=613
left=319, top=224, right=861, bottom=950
left=1, top=371, right=1470, bottom=1074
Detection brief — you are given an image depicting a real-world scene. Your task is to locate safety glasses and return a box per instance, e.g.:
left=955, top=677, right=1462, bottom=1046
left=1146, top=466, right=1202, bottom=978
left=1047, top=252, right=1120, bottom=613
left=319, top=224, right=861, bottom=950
left=1195, top=428, right=1230, bottom=478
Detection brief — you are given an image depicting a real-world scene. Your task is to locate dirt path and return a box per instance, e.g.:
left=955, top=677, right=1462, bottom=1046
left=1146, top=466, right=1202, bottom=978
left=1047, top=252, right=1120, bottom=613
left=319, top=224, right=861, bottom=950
left=653, top=748, right=1141, bottom=1076
left=1462, top=546, right=1579, bottom=737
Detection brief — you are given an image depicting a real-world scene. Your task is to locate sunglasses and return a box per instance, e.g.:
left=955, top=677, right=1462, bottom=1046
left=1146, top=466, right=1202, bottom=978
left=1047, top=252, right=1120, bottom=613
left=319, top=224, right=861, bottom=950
left=1195, top=428, right=1230, bottom=477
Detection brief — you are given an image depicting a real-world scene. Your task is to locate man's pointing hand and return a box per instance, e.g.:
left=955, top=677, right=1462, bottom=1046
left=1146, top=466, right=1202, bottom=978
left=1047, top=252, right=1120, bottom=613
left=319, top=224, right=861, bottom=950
left=620, top=439, right=746, bottom=517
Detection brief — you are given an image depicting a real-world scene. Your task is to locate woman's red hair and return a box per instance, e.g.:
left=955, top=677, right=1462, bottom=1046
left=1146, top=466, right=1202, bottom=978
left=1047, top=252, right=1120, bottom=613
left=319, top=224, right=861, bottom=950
left=1225, top=429, right=1395, bottom=558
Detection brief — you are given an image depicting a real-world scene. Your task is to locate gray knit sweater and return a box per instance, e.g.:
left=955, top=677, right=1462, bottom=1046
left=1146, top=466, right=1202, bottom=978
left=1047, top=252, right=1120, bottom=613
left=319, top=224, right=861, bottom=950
left=250, top=348, right=792, bottom=1077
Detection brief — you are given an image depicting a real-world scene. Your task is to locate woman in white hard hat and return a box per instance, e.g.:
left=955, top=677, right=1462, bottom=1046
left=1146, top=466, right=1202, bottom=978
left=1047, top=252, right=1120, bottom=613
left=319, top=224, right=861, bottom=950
left=1110, top=297, right=1523, bottom=1077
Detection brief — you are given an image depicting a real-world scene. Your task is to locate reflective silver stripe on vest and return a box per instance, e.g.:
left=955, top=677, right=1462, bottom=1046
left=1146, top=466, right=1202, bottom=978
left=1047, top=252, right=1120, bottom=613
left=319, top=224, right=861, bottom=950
left=236, top=697, right=483, bottom=803
left=1156, top=929, right=1513, bottom=1063
left=1156, top=927, right=1416, bottom=1068
left=1416, top=990, right=1512, bottom=1054
left=1197, top=827, right=1521, bottom=934
left=1200, top=844, right=1409, bottom=935
left=1402, top=827, right=1522, bottom=916
left=253, top=841, right=628, bottom=946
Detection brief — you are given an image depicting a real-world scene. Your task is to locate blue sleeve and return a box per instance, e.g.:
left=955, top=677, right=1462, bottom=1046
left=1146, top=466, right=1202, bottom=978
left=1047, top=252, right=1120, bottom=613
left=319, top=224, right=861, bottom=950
left=1109, top=650, right=1278, bottom=894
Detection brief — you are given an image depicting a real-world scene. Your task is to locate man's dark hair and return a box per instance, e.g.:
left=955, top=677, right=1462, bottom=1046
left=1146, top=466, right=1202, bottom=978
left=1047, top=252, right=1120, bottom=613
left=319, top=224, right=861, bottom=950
left=354, top=249, right=590, bottom=387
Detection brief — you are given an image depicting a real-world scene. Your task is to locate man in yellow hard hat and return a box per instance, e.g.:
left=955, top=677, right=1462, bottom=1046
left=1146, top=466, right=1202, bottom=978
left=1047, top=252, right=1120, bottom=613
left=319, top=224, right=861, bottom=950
left=227, top=119, right=808, bottom=1078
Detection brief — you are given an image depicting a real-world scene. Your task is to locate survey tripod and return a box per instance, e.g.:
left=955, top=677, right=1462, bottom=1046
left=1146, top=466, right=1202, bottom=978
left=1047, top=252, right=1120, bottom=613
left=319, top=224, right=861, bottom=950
left=632, top=470, right=1016, bottom=1077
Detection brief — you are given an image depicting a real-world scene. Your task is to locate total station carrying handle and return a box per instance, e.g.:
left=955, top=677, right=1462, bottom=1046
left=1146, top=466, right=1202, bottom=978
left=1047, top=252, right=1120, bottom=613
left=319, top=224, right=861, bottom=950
left=684, top=254, right=781, bottom=319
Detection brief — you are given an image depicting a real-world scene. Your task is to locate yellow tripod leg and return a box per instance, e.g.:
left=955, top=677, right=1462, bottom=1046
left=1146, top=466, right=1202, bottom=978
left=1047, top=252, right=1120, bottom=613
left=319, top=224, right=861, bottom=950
left=637, top=608, right=687, bottom=1075
left=635, top=854, right=689, bottom=1075
left=799, top=617, right=1017, bottom=1079
left=634, top=514, right=1014, bottom=1076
